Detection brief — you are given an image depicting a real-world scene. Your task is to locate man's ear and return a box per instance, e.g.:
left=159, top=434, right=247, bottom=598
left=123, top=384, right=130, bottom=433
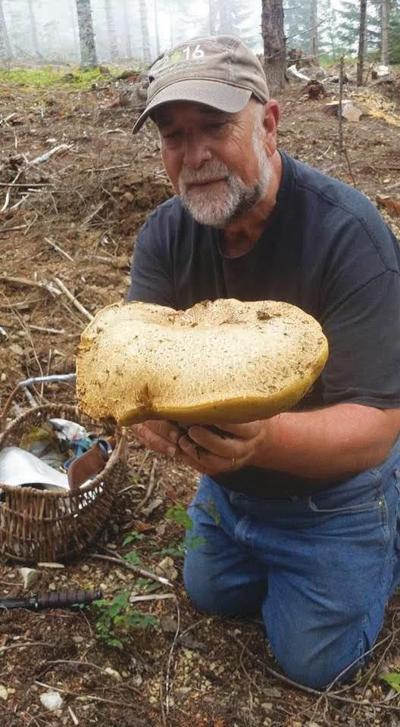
left=262, top=100, right=280, bottom=155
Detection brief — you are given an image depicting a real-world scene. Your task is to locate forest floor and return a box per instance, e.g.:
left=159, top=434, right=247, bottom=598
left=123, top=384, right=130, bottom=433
left=0, top=67, right=400, bottom=727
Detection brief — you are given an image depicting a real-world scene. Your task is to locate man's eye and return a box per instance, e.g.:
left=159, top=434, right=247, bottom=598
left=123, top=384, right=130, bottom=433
left=163, top=131, right=181, bottom=141
left=206, top=122, right=226, bottom=132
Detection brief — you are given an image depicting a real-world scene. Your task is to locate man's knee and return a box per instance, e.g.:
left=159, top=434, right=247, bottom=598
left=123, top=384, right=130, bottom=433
left=268, top=624, right=364, bottom=689
left=183, top=551, right=265, bottom=618
left=273, top=646, right=357, bottom=690
left=183, top=566, right=232, bottom=616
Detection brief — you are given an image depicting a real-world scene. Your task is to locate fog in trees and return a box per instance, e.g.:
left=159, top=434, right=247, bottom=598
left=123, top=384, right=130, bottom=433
left=0, top=0, right=264, bottom=66
left=1, top=0, right=399, bottom=71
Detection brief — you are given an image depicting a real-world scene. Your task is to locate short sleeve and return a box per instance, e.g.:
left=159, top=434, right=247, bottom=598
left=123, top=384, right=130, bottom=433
left=321, top=270, right=400, bottom=408
left=127, top=216, right=176, bottom=307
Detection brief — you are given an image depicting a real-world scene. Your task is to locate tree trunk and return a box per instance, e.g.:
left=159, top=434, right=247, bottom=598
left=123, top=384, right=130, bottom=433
left=138, top=0, right=151, bottom=63
left=357, top=0, right=367, bottom=85
left=169, top=9, right=173, bottom=47
left=261, top=0, right=286, bottom=94
left=104, top=0, right=118, bottom=61
left=380, top=0, right=390, bottom=65
left=153, top=0, right=160, bottom=57
left=27, top=0, right=39, bottom=56
left=75, top=0, right=98, bottom=68
left=326, top=0, right=336, bottom=59
left=309, top=0, right=318, bottom=60
left=209, top=0, right=217, bottom=34
left=219, top=0, right=233, bottom=34
left=122, top=0, right=132, bottom=59
left=69, top=0, right=80, bottom=59
left=0, top=0, right=12, bottom=60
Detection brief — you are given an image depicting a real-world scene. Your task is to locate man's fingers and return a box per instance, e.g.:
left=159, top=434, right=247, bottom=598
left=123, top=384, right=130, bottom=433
left=132, top=421, right=178, bottom=457
left=214, top=421, right=261, bottom=438
left=186, top=425, right=242, bottom=458
left=178, top=434, right=238, bottom=471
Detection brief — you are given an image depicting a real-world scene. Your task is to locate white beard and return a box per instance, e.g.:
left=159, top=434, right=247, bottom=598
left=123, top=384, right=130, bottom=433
left=177, top=127, right=272, bottom=228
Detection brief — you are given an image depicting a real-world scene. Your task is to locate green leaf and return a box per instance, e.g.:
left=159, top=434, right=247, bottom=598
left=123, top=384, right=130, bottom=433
left=134, top=578, right=161, bottom=593
left=381, top=672, right=400, bottom=691
left=166, top=504, right=193, bottom=530
left=124, top=549, right=142, bottom=566
left=160, top=543, right=185, bottom=558
left=122, top=531, right=145, bottom=546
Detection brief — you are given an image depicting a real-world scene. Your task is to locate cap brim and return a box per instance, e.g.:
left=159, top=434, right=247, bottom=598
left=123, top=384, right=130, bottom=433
left=132, top=79, right=252, bottom=133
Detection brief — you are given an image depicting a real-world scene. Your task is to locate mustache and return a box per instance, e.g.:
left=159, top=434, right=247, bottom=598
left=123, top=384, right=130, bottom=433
left=179, top=161, right=230, bottom=187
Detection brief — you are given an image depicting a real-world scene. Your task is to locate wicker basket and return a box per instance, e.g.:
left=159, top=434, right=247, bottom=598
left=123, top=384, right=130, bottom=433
left=0, top=403, right=127, bottom=563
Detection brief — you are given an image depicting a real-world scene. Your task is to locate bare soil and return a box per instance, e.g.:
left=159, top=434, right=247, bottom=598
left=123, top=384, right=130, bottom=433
left=1, top=72, right=400, bottom=727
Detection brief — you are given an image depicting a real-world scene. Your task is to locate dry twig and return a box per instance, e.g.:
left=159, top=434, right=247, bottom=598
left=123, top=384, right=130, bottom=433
left=138, top=457, right=158, bottom=509
left=34, top=680, right=138, bottom=709
left=44, top=237, right=74, bottom=262
left=91, top=552, right=175, bottom=588
left=0, top=274, right=61, bottom=297
left=53, top=277, right=93, bottom=321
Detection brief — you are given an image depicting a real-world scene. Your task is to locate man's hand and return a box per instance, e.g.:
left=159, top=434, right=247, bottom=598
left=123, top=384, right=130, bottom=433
left=131, top=419, right=267, bottom=475
left=177, top=421, right=265, bottom=475
left=131, top=420, right=181, bottom=458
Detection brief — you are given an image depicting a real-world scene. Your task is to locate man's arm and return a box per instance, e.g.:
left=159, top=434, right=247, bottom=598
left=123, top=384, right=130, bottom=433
left=175, top=403, right=400, bottom=479
left=251, top=403, right=400, bottom=478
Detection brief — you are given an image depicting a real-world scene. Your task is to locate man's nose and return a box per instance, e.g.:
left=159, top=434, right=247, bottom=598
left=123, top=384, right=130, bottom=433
left=182, top=135, right=212, bottom=169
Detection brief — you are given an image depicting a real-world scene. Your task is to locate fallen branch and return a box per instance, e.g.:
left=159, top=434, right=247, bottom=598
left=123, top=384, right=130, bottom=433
left=0, top=182, right=53, bottom=187
left=53, top=277, right=94, bottom=321
left=164, top=596, right=181, bottom=716
left=29, top=324, right=66, bottom=335
left=0, top=641, right=53, bottom=653
left=34, top=680, right=139, bottom=709
left=138, top=457, right=158, bottom=509
left=29, top=144, right=72, bottom=166
left=1, top=168, right=24, bottom=213
left=0, top=225, right=28, bottom=234
left=0, top=112, right=18, bottom=125
left=91, top=552, right=174, bottom=588
left=99, top=128, right=127, bottom=136
left=230, top=632, right=400, bottom=712
left=82, top=201, right=106, bottom=226
left=37, top=658, right=141, bottom=682
left=130, top=593, right=176, bottom=603
left=45, top=237, right=74, bottom=263
left=0, top=373, right=76, bottom=423
left=0, top=274, right=61, bottom=296
left=84, top=163, right=131, bottom=173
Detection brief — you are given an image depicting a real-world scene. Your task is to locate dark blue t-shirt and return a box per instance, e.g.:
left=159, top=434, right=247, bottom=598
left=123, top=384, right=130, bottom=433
left=128, top=151, right=400, bottom=496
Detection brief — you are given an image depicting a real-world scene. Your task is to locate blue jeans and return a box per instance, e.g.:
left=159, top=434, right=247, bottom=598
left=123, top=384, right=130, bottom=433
left=183, top=440, right=400, bottom=689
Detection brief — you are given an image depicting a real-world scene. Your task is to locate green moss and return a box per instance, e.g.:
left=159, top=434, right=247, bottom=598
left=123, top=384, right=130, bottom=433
left=0, top=65, right=126, bottom=90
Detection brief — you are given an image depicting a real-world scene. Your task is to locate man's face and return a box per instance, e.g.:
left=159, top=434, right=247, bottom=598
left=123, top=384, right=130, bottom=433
left=154, top=100, right=274, bottom=228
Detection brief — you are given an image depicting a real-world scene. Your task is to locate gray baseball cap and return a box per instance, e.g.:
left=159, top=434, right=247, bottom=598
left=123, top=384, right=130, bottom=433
left=132, top=35, right=269, bottom=133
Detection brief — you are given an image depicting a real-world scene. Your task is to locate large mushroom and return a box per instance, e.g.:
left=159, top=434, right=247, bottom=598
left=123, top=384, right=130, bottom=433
left=76, top=298, right=328, bottom=426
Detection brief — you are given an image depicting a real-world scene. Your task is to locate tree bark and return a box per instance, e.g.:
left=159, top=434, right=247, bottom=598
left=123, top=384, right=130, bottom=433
left=27, top=0, right=39, bottom=56
left=261, top=0, right=286, bottom=94
left=153, top=0, right=160, bottom=57
left=209, top=0, right=217, bottom=34
left=357, top=0, right=367, bottom=85
left=69, top=0, right=80, bottom=59
left=219, top=0, right=234, bottom=34
left=380, top=0, right=390, bottom=65
left=138, top=0, right=151, bottom=63
left=309, top=0, right=318, bottom=60
left=75, top=0, right=98, bottom=68
left=104, top=0, right=118, bottom=61
left=122, top=0, right=132, bottom=59
left=0, top=0, right=12, bottom=60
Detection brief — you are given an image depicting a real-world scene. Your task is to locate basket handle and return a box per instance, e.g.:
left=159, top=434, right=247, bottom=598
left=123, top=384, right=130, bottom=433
left=0, top=373, right=76, bottom=428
